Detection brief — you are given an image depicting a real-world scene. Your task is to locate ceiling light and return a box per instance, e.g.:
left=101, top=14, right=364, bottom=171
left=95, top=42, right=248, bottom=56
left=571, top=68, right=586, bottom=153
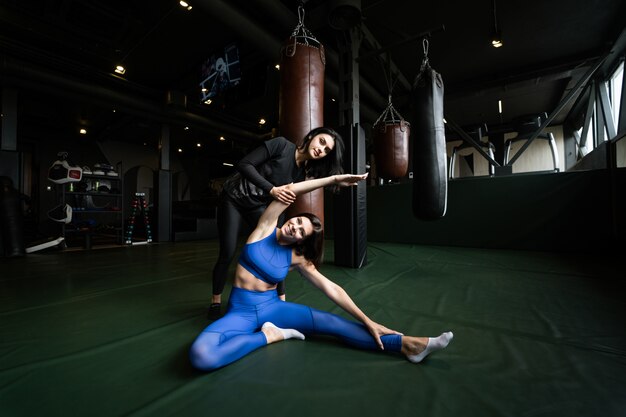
left=491, top=33, right=503, bottom=48
left=219, top=136, right=225, bottom=141
left=197, top=143, right=202, bottom=147
left=114, top=65, right=126, bottom=75
left=491, top=0, right=503, bottom=48
left=275, top=64, right=280, bottom=70
left=498, top=100, right=503, bottom=114
left=223, top=162, right=234, bottom=167
left=201, top=87, right=208, bottom=93
left=331, top=98, right=336, bottom=102
left=79, top=128, right=87, bottom=135
left=204, top=99, right=212, bottom=105
left=258, top=118, right=266, bottom=125
left=178, top=148, right=183, bottom=153
left=184, top=126, right=190, bottom=130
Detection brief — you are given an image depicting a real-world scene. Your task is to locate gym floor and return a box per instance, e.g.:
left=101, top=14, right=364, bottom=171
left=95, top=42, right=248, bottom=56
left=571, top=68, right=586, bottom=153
left=1, top=240, right=625, bottom=416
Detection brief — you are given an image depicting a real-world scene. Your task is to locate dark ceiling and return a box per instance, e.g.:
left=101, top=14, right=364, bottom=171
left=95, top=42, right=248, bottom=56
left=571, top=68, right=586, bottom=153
left=1, top=0, right=625, bottom=156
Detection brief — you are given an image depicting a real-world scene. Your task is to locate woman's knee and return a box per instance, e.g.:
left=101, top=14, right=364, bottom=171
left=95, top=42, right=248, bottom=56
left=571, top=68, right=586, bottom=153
left=189, top=335, right=222, bottom=371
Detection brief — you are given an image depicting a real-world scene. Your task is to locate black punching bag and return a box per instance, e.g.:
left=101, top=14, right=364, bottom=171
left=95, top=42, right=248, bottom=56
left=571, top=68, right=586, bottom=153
left=410, top=62, right=447, bottom=220
left=0, top=176, right=25, bottom=257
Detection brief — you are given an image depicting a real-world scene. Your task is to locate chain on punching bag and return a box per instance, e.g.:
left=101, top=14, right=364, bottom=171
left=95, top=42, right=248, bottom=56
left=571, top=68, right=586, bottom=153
left=373, top=95, right=410, bottom=180
left=279, top=6, right=326, bottom=224
left=410, top=39, right=448, bottom=220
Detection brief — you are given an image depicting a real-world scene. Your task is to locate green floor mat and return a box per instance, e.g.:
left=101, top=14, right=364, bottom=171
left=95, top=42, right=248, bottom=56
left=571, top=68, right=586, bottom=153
left=1, top=241, right=624, bottom=416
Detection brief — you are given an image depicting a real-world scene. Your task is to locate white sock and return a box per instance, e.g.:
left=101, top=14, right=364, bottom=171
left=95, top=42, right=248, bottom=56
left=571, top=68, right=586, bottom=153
left=407, top=331, right=453, bottom=363
left=262, top=322, right=305, bottom=341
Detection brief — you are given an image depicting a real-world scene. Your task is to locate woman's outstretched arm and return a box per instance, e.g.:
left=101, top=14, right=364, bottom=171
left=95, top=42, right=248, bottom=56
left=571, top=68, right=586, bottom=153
left=249, top=173, right=368, bottom=242
left=296, top=261, right=402, bottom=350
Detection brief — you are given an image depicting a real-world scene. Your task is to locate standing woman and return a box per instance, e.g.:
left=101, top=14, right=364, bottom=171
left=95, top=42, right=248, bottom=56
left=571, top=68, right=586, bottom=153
left=189, top=173, right=453, bottom=371
left=210, top=127, right=344, bottom=318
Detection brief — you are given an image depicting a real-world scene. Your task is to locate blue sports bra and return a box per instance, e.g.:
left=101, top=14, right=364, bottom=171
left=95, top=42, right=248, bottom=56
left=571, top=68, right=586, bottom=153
left=238, top=229, right=292, bottom=285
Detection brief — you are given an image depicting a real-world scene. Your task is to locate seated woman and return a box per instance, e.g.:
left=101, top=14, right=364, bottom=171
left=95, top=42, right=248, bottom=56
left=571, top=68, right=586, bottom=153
left=189, top=173, right=453, bottom=371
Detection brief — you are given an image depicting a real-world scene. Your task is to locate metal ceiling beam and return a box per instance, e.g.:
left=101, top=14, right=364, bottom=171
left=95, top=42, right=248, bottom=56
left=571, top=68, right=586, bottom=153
left=0, top=56, right=264, bottom=142
left=357, top=24, right=412, bottom=92
left=507, top=54, right=608, bottom=166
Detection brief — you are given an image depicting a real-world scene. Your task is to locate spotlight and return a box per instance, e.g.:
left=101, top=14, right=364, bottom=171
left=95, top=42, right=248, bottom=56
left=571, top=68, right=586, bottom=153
left=275, top=64, right=280, bottom=70
left=179, top=1, right=192, bottom=10
left=219, top=136, right=225, bottom=141
left=491, top=0, right=503, bottom=48
left=204, top=99, right=212, bottom=105
left=114, top=65, right=126, bottom=75
left=79, top=128, right=87, bottom=135
left=197, top=143, right=202, bottom=147
left=259, top=118, right=266, bottom=125
left=491, top=31, right=503, bottom=48
left=178, top=148, right=183, bottom=153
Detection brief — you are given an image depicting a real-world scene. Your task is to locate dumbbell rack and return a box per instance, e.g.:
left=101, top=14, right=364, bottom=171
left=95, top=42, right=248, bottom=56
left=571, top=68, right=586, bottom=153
left=125, top=192, right=153, bottom=245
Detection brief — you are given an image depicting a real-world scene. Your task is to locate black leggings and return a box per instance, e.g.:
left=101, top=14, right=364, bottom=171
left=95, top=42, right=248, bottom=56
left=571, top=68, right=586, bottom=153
left=211, top=195, right=286, bottom=296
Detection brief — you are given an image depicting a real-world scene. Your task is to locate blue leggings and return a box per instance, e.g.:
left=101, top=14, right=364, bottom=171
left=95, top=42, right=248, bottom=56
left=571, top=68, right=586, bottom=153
left=189, top=287, right=403, bottom=371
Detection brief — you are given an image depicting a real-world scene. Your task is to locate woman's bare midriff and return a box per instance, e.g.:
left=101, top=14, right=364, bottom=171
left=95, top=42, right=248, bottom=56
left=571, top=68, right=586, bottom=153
left=233, top=264, right=278, bottom=292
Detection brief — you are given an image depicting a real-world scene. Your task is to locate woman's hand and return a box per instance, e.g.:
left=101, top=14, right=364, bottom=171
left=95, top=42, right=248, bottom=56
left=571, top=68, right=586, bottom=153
left=270, top=184, right=297, bottom=204
left=364, top=319, right=403, bottom=350
left=333, top=173, right=368, bottom=187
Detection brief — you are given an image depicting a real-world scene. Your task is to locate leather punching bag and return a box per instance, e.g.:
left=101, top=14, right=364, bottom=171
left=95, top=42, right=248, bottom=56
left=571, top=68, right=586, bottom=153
left=410, top=65, right=448, bottom=220
left=279, top=36, right=326, bottom=224
left=373, top=121, right=410, bottom=180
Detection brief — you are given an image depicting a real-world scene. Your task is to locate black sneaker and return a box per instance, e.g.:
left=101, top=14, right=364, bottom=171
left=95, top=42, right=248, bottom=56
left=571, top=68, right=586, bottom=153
left=207, top=303, right=222, bottom=320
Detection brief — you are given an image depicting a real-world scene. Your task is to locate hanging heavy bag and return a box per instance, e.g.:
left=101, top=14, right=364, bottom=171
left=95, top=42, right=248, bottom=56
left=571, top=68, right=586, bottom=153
left=373, top=95, right=410, bottom=180
left=279, top=6, right=326, bottom=225
left=374, top=121, right=410, bottom=180
left=410, top=41, right=447, bottom=220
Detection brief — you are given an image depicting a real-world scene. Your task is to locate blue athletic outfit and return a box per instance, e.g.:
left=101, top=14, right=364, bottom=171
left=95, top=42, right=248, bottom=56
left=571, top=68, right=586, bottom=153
left=190, top=229, right=403, bottom=371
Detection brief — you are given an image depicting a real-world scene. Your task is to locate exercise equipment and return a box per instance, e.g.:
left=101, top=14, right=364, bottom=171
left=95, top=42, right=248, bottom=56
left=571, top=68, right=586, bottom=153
left=125, top=192, right=152, bottom=245
left=47, top=204, right=73, bottom=223
left=373, top=95, right=410, bottom=180
left=48, top=152, right=82, bottom=184
left=279, top=5, right=326, bottom=224
left=410, top=39, right=447, bottom=220
left=25, top=237, right=65, bottom=254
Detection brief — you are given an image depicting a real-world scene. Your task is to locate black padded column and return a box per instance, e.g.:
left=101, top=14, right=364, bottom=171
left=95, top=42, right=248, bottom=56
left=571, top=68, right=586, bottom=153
left=155, top=124, right=171, bottom=242
left=334, top=124, right=367, bottom=268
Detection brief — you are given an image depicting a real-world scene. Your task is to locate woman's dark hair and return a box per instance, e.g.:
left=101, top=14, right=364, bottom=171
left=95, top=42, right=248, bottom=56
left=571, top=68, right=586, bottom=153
left=292, top=212, right=324, bottom=267
left=299, top=127, right=345, bottom=193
